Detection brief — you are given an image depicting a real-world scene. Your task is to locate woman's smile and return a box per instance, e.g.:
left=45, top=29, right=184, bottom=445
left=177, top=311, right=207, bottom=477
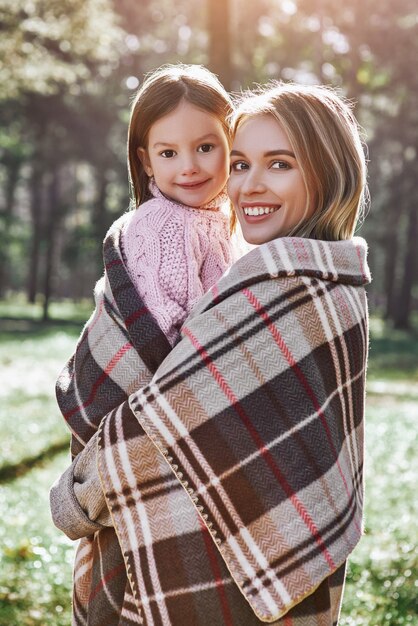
left=241, top=202, right=281, bottom=218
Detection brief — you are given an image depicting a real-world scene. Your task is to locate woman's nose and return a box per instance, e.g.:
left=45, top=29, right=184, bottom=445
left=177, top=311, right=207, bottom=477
left=240, top=168, right=266, bottom=195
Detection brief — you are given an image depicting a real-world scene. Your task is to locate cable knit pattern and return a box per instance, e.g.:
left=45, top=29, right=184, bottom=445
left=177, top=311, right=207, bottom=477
left=121, top=182, right=232, bottom=345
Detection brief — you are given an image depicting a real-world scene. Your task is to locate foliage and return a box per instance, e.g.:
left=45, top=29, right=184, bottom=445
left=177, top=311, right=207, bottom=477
left=0, top=0, right=123, bottom=100
left=0, top=0, right=417, bottom=322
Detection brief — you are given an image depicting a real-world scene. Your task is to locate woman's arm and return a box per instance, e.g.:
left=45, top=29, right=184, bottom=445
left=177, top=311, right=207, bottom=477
left=50, top=433, right=111, bottom=540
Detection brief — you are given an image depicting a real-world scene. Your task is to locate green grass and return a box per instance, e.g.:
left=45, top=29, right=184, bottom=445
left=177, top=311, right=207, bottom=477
left=0, top=453, right=74, bottom=626
left=0, top=300, right=417, bottom=625
left=340, top=395, right=418, bottom=625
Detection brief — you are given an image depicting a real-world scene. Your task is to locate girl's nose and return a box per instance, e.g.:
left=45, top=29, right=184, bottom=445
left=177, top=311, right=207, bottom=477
left=180, top=154, right=200, bottom=176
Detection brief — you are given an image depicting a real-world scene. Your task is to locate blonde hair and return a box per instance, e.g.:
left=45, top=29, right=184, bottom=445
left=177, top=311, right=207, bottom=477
left=231, top=82, right=368, bottom=241
left=128, top=64, right=234, bottom=209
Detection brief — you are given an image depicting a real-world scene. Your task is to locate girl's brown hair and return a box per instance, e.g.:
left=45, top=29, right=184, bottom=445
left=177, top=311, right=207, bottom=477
left=231, top=82, right=368, bottom=241
left=128, top=64, right=233, bottom=208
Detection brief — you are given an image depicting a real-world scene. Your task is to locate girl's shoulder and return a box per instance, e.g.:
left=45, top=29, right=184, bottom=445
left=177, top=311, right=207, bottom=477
left=122, top=197, right=189, bottom=246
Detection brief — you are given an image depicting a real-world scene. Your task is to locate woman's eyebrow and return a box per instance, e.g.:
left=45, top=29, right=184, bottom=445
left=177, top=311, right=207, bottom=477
left=265, top=149, right=296, bottom=158
left=230, top=149, right=296, bottom=158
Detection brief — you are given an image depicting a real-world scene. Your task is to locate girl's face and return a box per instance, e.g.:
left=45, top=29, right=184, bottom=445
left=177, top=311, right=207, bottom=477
left=228, top=114, right=314, bottom=245
left=138, top=100, right=230, bottom=207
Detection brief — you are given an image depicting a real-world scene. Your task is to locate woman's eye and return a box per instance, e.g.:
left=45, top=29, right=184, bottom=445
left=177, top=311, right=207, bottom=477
left=231, top=161, right=248, bottom=172
left=198, top=144, right=214, bottom=153
left=271, top=160, right=290, bottom=170
left=160, top=150, right=176, bottom=158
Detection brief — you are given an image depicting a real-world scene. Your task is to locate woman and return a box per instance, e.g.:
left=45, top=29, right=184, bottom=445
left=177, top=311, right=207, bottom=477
left=51, top=82, right=370, bottom=625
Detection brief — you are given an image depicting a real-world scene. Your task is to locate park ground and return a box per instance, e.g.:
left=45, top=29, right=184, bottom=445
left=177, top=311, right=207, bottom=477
left=0, top=299, right=417, bottom=626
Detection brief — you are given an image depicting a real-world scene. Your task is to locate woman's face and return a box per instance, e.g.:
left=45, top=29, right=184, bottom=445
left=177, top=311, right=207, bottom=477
left=228, top=114, right=314, bottom=245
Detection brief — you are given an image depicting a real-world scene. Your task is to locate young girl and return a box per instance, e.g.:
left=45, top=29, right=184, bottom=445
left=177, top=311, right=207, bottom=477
left=124, top=64, right=235, bottom=347
left=56, top=64, right=236, bottom=453
left=53, top=64, right=236, bottom=624
left=52, top=82, right=370, bottom=626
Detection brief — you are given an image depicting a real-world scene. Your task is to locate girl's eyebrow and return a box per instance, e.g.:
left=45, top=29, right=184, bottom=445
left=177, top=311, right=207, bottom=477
left=153, top=133, right=219, bottom=149
left=230, top=149, right=296, bottom=158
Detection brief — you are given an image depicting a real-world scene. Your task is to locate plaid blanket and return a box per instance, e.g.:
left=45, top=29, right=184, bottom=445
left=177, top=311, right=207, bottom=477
left=95, top=236, right=370, bottom=625
left=57, top=213, right=172, bottom=452
left=56, top=213, right=172, bottom=624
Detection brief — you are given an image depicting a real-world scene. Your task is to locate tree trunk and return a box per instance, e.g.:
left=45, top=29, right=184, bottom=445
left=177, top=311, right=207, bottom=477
left=27, top=163, right=44, bottom=303
left=0, top=160, right=20, bottom=296
left=383, top=205, right=402, bottom=321
left=42, top=168, right=61, bottom=321
left=393, top=203, right=418, bottom=329
left=92, top=169, right=108, bottom=274
left=207, top=0, right=233, bottom=89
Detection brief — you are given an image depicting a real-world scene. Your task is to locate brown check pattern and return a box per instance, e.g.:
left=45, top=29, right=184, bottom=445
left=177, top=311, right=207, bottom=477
left=96, top=236, right=370, bottom=624
left=55, top=214, right=172, bottom=625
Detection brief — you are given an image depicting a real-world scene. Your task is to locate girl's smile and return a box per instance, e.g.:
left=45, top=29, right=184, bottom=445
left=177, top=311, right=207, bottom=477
left=228, top=114, right=314, bottom=244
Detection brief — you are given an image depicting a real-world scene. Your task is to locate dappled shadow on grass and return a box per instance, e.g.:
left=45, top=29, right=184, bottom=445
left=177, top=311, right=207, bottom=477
left=0, top=297, right=93, bottom=341
left=0, top=317, right=84, bottom=341
left=0, top=440, right=69, bottom=483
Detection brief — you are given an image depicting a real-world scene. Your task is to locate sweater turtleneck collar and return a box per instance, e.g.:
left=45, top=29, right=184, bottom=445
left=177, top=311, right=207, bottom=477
left=149, top=177, right=229, bottom=211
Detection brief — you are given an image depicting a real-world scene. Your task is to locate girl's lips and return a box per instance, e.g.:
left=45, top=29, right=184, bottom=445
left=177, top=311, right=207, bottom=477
left=176, top=179, right=210, bottom=190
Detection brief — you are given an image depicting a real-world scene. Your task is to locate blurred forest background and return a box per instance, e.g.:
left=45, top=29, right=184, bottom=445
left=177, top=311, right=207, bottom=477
left=0, top=1, right=417, bottom=625
left=0, top=0, right=417, bottom=325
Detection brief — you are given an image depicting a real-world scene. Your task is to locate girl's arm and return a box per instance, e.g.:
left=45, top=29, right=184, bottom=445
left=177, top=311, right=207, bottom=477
left=123, top=204, right=193, bottom=346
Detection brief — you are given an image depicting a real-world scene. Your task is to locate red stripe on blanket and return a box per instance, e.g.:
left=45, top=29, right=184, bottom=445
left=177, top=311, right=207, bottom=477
left=242, top=287, right=361, bottom=534
left=125, top=306, right=148, bottom=327
left=355, top=243, right=367, bottom=283
left=89, top=562, right=126, bottom=603
left=198, top=517, right=234, bottom=626
left=64, top=342, right=133, bottom=420
left=182, top=327, right=335, bottom=571
left=105, top=258, right=123, bottom=270
left=212, top=283, right=220, bottom=304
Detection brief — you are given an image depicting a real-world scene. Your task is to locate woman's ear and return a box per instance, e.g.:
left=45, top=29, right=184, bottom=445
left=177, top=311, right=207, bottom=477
left=137, top=147, right=153, bottom=177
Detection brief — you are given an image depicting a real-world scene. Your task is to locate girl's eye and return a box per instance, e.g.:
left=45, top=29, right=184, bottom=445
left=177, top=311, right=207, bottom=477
left=271, top=160, right=290, bottom=170
left=198, top=144, right=214, bottom=153
left=231, top=161, right=249, bottom=172
left=160, top=150, right=176, bottom=158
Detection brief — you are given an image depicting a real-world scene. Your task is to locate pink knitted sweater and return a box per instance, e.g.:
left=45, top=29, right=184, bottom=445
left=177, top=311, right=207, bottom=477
left=121, top=181, right=233, bottom=346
